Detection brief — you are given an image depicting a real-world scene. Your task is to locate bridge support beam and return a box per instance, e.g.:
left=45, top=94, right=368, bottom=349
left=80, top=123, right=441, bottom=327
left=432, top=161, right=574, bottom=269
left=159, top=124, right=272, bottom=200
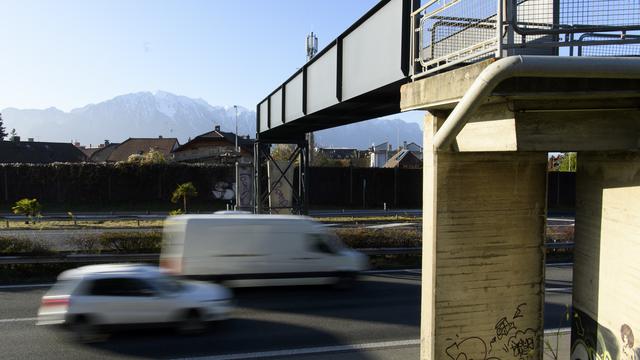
left=421, top=112, right=547, bottom=360
left=571, top=152, right=640, bottom=360
left=253, top=139, right=309, bottom=214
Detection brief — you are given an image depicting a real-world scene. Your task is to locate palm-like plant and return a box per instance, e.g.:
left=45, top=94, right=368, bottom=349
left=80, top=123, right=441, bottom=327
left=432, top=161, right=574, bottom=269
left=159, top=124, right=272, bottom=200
left=171, top=182, right=198, bottom=213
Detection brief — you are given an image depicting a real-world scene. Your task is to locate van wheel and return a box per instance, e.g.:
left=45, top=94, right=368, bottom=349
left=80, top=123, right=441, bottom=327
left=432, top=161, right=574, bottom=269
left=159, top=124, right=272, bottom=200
left=178, top=309, right=206, bottom=335
left=334, top=272, right=357, bottom=290
left=70, top=315, right=103, bottom=343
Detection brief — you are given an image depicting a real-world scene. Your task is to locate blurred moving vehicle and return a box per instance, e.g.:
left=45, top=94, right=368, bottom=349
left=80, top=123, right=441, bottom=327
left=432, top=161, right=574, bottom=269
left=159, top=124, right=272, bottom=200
left=161, top=215, right=369, bottom=287
left=37, top=264, right=233, bottom=338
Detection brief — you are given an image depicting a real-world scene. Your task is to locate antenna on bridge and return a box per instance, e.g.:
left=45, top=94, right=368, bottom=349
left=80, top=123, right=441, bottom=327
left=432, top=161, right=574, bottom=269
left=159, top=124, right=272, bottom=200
left=306, top=32, right=318, bottom=62
left=306, top=32, right=318, bottom=165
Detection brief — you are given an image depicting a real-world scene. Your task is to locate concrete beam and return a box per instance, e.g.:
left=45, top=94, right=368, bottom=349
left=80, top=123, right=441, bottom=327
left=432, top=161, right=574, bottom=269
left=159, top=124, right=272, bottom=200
left=401, top=60, right=494, bottom=111
left=422, top=112, right=547, bottom=360
left=444, top=103, right=640, bottom=152
left=572, top=152, right=640, bottom=360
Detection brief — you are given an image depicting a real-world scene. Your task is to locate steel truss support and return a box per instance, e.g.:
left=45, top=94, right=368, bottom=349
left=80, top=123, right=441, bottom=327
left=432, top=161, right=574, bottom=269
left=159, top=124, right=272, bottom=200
left=253, top=139, right=309, bottom=215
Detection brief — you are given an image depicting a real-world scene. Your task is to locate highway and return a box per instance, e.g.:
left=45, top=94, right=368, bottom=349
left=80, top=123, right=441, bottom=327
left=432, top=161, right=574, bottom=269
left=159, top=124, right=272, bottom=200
left=0, top=265, right=571, bottom=359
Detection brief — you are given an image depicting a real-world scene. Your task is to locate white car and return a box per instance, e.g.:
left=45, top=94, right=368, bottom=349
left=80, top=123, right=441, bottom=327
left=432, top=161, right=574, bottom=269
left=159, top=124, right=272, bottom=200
left=37, top=264, right=233, bottom=338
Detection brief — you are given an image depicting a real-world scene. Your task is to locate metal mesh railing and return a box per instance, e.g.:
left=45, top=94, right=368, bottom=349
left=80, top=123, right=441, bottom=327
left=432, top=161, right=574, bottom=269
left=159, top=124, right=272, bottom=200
left=410, top=0, right=640, bottom=80
left=412, top=0, right=499, bottom=79
left=577, top=32, right=640, bottom=56
left=513, top=0, right=640, bottom=35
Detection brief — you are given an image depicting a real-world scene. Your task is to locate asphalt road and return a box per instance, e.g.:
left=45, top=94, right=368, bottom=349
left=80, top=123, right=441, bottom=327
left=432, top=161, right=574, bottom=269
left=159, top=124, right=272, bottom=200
left=0, top=265, right=571, bottom=360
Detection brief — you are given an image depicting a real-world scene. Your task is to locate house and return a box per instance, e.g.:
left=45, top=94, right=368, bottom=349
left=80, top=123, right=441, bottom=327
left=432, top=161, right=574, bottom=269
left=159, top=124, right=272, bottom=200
left=369, top=142, right=392, bottom=168
left=87, top=141, right=120, bottom=162
left=171, top=126, right=254, bottom=165
left=316, top=147, right=358, bottom=160
left=403, top=141, right=423, bottom=160
left=101, top=137, right=179, bottom=163
left=0, top=138, right=87, bottom=163
left=383, top=149, right=422, bottom=169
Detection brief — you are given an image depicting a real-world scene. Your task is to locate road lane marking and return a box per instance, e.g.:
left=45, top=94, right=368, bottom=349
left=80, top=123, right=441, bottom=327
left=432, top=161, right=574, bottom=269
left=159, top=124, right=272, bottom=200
left=0, top=317, right=38, bottom=323
left=363, top=269, right=421, bottom=274
left=0, top=283, right=52, bottom=289
left=175, top=329, right=572, bottom=360
left=174, top=339, right=421, bottom=360
left=547, top=218, right=575, bottom=223
left=366, top=223, right=417, bottom=229
left=545, top=287, right=573, bottom=292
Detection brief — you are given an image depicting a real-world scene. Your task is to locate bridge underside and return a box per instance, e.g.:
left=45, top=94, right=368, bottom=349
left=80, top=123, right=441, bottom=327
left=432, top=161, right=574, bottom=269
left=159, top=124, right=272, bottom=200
left=258, top=80, right=405, bottom=142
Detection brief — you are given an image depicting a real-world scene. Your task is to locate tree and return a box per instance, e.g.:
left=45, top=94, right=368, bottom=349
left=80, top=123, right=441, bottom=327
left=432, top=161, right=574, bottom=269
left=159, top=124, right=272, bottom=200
left=171, top=182, right=198, bottom=212
left=126, top=148, right=167, bottom=165
left=142, top=148, right=166, bottom=164
left=126, top=154, right=144, bottom=164
left=12, top=198, right=42, bottom=224
left=0, top=113, right=6, bottom=140
left=557, top=152, right=577, bottom=172
left=271, top=144, right=296, bottom=161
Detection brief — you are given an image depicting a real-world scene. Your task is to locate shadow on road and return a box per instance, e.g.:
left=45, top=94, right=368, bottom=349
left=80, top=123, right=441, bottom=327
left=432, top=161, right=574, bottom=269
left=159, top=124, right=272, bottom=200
left=234, top=274, right=421, bottom=328
left=70, top=319, right=375, bottom=359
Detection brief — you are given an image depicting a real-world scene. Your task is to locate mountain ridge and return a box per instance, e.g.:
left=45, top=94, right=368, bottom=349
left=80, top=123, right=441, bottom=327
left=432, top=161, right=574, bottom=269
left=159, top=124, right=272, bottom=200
left=2, top=91, right=422, bottom=149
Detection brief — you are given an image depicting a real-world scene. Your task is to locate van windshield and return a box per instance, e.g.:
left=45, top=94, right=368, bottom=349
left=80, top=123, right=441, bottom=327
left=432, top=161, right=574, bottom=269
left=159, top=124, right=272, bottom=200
left=325, top=232, right=346, bottom=252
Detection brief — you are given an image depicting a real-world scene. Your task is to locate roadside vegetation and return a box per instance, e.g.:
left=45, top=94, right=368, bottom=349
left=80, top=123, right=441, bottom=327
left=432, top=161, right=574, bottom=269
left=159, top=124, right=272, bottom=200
left=0, top=215, right=418, bottom=230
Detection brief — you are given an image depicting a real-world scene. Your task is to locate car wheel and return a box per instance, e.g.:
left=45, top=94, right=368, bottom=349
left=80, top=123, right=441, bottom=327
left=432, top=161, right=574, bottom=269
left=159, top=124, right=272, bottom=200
left=333, top=272, right=357, bottom=290
left=178, top=309, right=206, bottom=335
left=71, top=315, right=104, bottom=343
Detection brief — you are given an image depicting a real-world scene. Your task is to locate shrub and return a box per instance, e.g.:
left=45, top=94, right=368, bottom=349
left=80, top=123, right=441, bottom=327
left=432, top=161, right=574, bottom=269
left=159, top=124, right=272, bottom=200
left=0, top=237, right=53, bottom=255
left=98, top=232, right=162, bottom=253
left=335, top=228, right=421, bottom=249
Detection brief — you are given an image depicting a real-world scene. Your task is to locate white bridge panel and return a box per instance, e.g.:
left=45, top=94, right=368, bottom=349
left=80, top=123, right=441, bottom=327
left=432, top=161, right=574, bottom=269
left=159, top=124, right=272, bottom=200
left=285, top=72, right=304, bottom=122
left=342, top=0, right=404, bottom=101
left=259, top=100, right=269, bottom=132
left=269, top=89, right=283, bottom=128
left=307, top=45, right=338, bottom=114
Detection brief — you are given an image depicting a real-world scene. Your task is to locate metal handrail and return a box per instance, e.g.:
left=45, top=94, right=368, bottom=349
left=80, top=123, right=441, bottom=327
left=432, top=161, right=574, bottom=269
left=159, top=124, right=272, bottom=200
left=0, top=243, right=576, bottom=265
left=410, top=0, right=640, bottom=81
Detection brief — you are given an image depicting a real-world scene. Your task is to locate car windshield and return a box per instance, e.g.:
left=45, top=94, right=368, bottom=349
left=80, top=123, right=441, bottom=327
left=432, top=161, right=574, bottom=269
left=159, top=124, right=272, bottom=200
left=153, top=275, right=185, bottom=293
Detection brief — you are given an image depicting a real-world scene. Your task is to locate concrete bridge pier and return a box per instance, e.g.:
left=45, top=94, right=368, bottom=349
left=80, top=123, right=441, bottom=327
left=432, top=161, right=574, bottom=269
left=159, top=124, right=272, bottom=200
left=421, top=112, right=547, bottom=360
left=571, top=152, right=640, bottom=360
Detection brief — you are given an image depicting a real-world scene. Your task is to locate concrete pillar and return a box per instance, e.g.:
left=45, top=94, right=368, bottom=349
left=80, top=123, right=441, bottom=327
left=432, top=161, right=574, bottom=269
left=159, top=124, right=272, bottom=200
left=571, top=152, right=640, bottom=360
left=422, top=113, right=547, bottom=360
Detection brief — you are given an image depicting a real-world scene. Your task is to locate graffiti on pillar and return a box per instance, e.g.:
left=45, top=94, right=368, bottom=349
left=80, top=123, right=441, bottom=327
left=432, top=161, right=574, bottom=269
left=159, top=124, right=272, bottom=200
left=444, top=303, right=538, bottom=360
left=570, top=310, right=617, bottom=360
left=620, top=324, right=640, bottom=360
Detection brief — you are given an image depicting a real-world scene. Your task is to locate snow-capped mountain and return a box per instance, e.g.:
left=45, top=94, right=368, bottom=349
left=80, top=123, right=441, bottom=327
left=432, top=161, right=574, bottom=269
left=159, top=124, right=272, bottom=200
left=1, top=91, right=422, bottom=149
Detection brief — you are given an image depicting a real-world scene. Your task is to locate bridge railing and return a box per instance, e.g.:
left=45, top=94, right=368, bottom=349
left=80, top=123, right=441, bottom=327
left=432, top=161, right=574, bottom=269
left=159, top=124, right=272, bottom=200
left=410, top=0, right=640, bottom=80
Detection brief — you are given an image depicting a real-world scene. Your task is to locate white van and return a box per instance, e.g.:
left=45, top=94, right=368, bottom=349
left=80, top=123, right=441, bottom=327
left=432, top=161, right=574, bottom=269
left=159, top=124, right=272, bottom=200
left=160, top=214, right=368, bottom=287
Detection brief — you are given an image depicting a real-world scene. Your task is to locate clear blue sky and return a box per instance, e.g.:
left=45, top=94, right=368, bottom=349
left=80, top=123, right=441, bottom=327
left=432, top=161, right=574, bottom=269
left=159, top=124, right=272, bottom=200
left=0, top=0, right=424, bottom=124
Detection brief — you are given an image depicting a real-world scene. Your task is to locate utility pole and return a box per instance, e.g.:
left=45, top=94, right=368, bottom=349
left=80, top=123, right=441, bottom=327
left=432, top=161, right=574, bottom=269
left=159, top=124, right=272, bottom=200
left=234, top=105, right=239, bottom=210
left=234, top=105, right=239, bottom=152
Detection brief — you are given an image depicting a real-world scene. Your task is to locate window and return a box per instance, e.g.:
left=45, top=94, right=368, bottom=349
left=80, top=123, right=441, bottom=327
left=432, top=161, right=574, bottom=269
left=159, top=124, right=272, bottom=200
left=308, top=234, right=337, bottom=255
left=88, top=277, right=156, bottom=297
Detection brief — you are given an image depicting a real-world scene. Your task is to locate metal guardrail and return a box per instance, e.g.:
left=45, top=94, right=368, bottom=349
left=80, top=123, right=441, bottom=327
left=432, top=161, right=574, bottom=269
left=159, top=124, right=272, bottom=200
left=0, top=253, right=159, bottom=265
left=410, top=0, right=640, bottom=80
left=0, top=243, right=575, bottom=265
left=0, top=215, right=166, bottom=222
